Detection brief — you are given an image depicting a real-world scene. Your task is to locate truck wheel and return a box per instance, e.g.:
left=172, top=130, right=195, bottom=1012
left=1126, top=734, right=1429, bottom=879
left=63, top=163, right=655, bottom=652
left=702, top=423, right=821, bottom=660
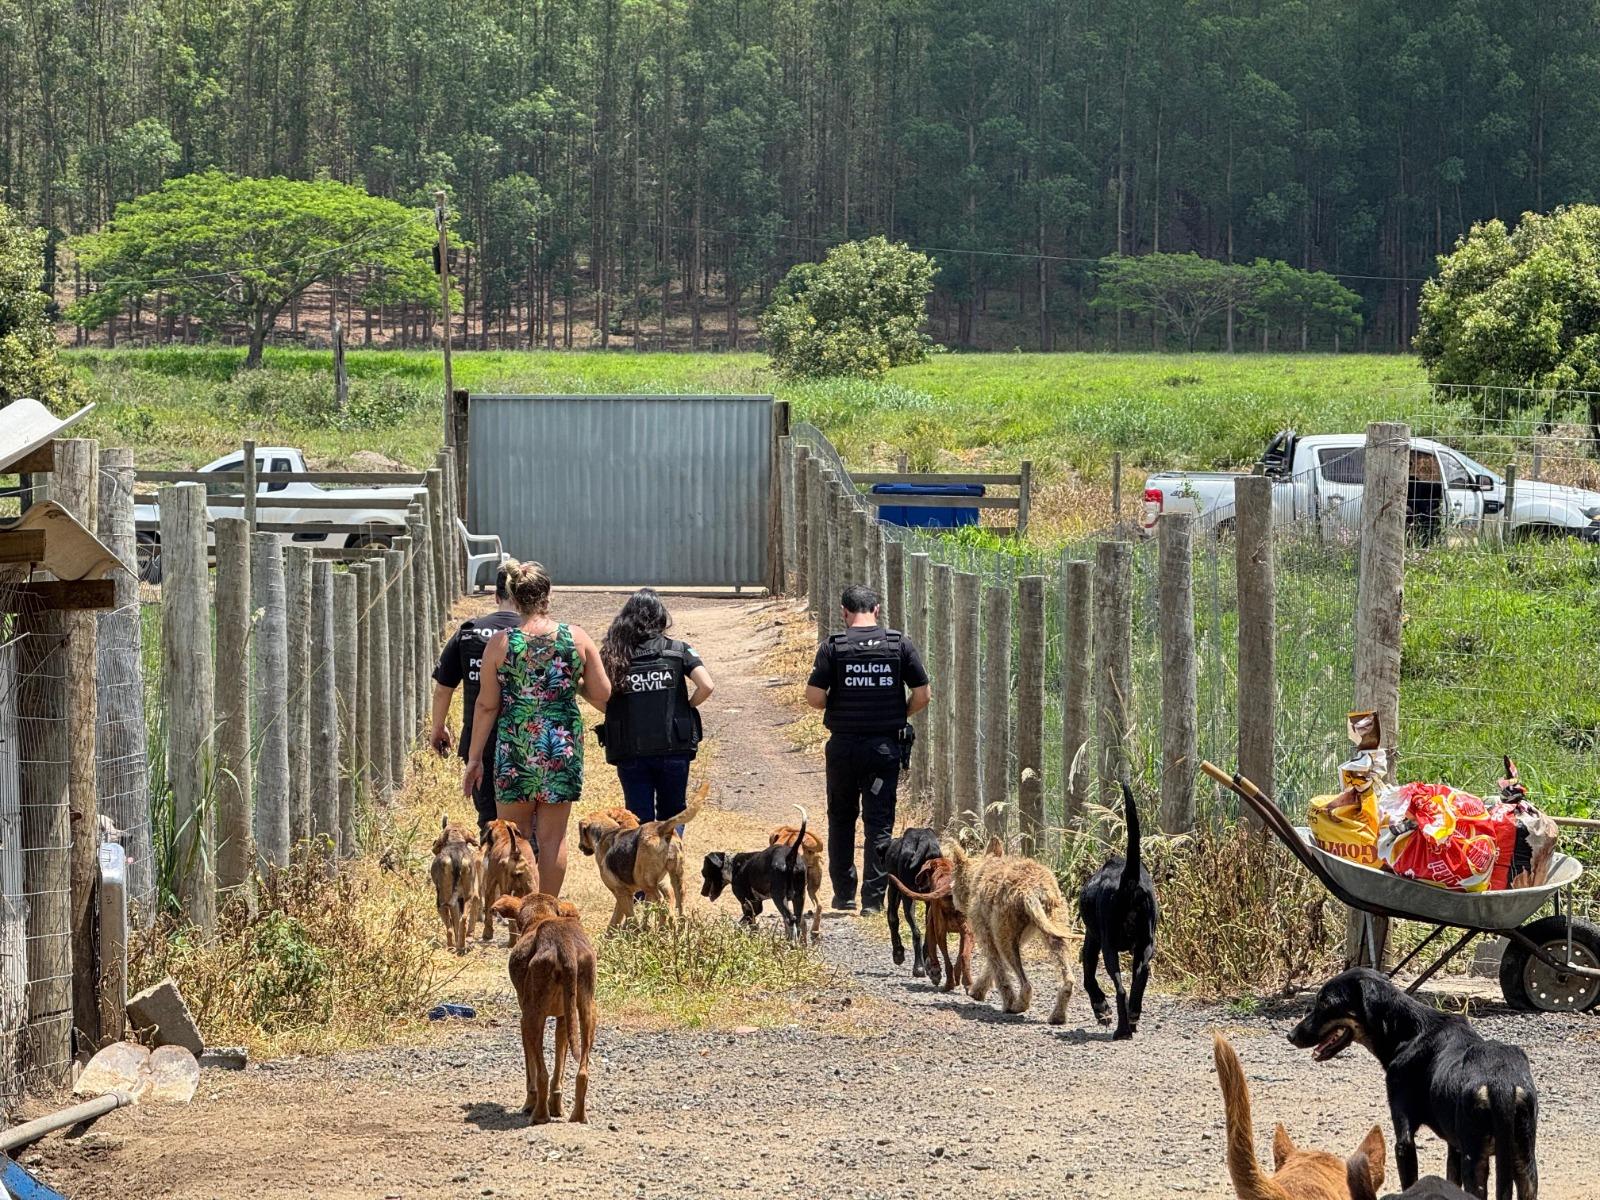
left=1499, top=916, right=1600, bottom=1012
left=345, top=532, right=393, bottom=553
left=136, top=532, right=163, bottom=584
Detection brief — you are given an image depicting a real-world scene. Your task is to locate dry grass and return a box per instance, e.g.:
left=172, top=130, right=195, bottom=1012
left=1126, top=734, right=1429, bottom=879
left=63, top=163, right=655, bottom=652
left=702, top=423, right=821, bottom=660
left=758, top=600, right=828, bottom=751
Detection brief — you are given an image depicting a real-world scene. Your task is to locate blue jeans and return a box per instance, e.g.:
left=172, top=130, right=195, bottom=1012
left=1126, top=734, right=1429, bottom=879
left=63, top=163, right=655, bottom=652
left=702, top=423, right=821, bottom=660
left=617, top=754, right=693, bottom=824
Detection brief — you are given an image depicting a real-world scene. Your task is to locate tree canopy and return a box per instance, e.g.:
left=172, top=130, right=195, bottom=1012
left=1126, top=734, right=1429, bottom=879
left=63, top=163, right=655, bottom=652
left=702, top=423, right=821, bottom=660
left=69, top=173, right=442, bottom=366
left=760, top=237, right=937, bottom=379
left=0, top=203, right=77, bottom=408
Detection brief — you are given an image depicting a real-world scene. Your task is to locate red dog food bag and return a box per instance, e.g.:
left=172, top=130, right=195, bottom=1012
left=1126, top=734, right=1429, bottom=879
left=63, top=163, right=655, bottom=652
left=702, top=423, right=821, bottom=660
left=1377, top=782, right=1499, bottom=892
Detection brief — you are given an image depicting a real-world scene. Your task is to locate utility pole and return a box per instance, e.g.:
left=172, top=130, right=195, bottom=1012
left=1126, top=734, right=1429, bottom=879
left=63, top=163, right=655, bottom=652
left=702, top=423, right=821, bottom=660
left=434, top=190, right=454, bottom=450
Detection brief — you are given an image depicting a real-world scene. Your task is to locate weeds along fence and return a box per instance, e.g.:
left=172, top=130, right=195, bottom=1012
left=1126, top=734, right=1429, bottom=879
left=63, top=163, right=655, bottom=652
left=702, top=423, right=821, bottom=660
left=0, top=437, right=470, bottom=1114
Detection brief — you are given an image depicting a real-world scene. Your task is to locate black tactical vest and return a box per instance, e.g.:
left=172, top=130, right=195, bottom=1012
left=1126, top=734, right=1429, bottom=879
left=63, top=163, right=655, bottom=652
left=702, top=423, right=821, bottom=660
left=824, top=628, right=907, bottom=734
left=602, top=638, right=701, bottom=764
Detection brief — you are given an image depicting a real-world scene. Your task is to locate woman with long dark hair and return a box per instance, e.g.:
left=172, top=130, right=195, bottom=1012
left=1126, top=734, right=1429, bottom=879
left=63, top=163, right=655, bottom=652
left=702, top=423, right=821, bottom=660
left=597, top=588, right=714, bottom=824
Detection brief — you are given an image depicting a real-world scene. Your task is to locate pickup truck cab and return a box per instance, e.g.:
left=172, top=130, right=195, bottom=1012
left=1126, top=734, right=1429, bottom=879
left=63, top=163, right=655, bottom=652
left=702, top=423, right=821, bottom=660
left=1142, top=430, right=1600, bottom=542
left=134, top=447, right=425, bottom=579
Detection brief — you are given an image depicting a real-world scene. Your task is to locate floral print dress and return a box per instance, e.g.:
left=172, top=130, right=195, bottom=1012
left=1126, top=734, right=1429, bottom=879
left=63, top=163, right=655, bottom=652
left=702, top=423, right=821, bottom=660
left=493, top=625, right=585, bottom=806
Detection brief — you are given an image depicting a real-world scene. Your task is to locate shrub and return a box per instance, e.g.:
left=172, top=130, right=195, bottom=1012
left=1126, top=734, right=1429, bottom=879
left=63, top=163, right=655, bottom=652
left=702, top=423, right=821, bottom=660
left=760, top=236, right=937, bottom=380
left=0, top=202, right=80, bottom=409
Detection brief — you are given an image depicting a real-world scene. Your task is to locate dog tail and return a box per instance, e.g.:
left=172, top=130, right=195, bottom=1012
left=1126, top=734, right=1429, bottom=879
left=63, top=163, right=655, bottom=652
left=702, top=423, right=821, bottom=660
left=888, top=873, right=946, bottom=904
left=1022, top=889, right=1075, bottom=944
left=657, top=780, right=710, bottom=840
left=1491, top=1079, right=1536, bottom=1200
left=1213, top=1033, right=1284, bottom=1200
left=1119, top=781, right=1143, bottom=895
left=788, top=805, right=807, bottom=874
left=562, top=944, right=583, bottom=1058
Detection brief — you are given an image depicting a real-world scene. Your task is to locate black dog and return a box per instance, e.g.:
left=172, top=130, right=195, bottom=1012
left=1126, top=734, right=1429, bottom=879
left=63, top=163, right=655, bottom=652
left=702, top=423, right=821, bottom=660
left=1288, top=968, right=1539, bottom=1200
left=701, top=806, right=809, bottom=941
left=1077, top=782, right=1158, bottom=1039
left=884, top=826, right=941, bottom=978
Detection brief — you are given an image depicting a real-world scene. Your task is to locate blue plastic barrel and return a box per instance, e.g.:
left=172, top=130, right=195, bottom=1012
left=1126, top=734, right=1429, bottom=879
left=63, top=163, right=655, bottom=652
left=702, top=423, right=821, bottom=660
left=870, top=483, right=985, bottom=529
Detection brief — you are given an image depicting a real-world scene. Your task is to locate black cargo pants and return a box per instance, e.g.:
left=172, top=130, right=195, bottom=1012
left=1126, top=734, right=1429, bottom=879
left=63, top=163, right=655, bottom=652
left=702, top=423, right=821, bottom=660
left=824, top=731, right=901, bottom=909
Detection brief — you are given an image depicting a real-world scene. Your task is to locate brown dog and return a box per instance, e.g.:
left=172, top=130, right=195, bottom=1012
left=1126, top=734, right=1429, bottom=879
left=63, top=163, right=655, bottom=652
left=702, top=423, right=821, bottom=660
left=430, top=817, right=481, bottom=955
left=944, top=837, right=1077, bottom=1023
left=888, top=857, right=973, bottom=993
left=479, top=819, right=540, bottom=944
left=768, top=823, right=823, bottom=942
left=580, top=807, right=641, bottom=842
left=580, top=782, right=708, bottom=927
left=1213, top=1033, right=1385, bottom=1200
left=492, top=894, right=596, bottom=1124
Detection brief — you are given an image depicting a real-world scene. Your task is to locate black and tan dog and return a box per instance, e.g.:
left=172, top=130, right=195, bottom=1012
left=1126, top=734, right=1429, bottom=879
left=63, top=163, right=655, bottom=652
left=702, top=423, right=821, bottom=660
left=768, top=822, right=823, bottom=942
left=702, top=805, right=810, bottom=941
left=1078, top=781, right=1159, bottom=1039
left=1288, top=968, right=1538, bottom=1200
left=579, top=782, right=707, bottom=927
left=430, top=816, right=480, bottom=955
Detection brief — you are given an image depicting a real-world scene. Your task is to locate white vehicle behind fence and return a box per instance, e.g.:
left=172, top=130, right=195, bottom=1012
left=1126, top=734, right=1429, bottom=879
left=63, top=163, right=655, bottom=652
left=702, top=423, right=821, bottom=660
left=133, top=447, right=426, bottom=579
left=1141, top=429, right=1600, bottom=542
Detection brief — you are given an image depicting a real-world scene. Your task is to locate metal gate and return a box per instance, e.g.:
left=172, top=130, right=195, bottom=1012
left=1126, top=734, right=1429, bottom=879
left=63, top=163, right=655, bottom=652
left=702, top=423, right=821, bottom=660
left=466, top=394, right=773, bottom=587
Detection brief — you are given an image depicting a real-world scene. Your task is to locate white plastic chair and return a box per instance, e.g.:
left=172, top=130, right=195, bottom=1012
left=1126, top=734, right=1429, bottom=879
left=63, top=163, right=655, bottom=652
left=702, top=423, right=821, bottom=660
left=457, top=518, right=511, bottom=592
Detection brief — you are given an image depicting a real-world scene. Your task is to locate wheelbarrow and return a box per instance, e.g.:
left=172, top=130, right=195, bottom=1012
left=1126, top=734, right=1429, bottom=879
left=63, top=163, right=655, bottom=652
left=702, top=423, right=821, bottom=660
left=1200, top=761, right=1600, bottom=1012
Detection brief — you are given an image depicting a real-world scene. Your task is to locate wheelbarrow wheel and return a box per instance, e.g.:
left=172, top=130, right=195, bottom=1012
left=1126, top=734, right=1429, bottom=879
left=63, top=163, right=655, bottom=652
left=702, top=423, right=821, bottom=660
left=1499, top=916, right=1600, bottom=1012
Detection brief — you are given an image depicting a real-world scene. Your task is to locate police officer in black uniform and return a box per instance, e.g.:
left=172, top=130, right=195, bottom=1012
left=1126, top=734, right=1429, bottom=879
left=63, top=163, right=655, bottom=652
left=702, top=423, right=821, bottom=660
left=805, top=584, right=931, bottom=913
left=429, top=565, right=521, bottom=842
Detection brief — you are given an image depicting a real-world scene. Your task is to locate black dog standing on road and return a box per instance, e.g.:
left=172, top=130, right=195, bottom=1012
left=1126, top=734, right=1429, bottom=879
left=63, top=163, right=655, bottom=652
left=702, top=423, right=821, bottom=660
left=883, top=826, right=941, bottom=978
left=702, top=805, right=810, bottom=941
left=1289, top=968, right=1539, bottom=1200
left=1078, top=782, right=1158, bottom=1039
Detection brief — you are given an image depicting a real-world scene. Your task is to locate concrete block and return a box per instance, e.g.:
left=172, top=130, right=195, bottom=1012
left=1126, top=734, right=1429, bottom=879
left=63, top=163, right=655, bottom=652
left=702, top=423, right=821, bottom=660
left=126, top=977, right=204, bottom=1055
left=1469, top=936, right=1507, bottom=978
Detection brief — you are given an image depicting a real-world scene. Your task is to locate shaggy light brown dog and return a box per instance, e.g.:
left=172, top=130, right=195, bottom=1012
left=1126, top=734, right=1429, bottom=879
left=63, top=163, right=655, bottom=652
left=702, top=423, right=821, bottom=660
left=581, top=782, right=708, bottom=927
left=768, top=823, right=823, bottom=942
left=492, top=894, right=596, bottom=1125
left=430, top=817, right=480, bottom=955
left=577, top=807, right=640, bottom=850
left=889, top=857, right=972, bottom=993
left=1213, top=1033, right=1385, bottom=1200
left=944, top=837, right=1077, bottom=1022
left=479, top=819, right=540, bottom=944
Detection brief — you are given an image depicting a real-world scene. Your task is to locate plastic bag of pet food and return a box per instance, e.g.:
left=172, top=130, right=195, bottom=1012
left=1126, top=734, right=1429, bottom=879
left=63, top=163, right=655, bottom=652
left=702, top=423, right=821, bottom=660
left=1481, top=757, right=1559, bottom=890
left=1308, top=711, right=1385, bottom=868
left=1376, top=782, right=1499, bottom=892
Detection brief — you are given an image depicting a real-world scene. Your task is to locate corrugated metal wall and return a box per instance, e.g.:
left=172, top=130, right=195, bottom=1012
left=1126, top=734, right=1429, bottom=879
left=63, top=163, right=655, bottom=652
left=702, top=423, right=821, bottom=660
left=467, top=395, right=772, bottom=587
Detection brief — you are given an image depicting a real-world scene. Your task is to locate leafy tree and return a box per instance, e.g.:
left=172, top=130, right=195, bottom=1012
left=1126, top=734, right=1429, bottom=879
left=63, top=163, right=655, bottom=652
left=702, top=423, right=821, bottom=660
left=70, top=172, right=443, bottom=367
left=760, top=237, right=937, bottom=380
left=1415, top=205, right=1600, bottom=441
left=1093, top=253, right=1253, bottom=351
left=1241, top=259, right=1363, bottom=349
left=0, top=202, right=78, bottom=408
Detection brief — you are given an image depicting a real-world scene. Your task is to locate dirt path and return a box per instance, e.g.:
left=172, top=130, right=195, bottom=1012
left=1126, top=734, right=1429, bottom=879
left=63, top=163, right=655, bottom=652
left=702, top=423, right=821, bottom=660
left=33, top=594, right=1600, bottom=1199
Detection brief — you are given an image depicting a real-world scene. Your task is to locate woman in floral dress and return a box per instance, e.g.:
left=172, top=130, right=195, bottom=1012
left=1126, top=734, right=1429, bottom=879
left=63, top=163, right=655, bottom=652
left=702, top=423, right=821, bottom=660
left=464, top=560, right=610, bottom=897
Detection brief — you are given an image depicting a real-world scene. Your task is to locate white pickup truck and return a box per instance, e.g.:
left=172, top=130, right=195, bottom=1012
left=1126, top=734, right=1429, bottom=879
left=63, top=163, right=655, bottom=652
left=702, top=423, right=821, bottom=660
left=1141, top=429, right=1600, bottom=541
left=134, top=446, right=426, bottom=579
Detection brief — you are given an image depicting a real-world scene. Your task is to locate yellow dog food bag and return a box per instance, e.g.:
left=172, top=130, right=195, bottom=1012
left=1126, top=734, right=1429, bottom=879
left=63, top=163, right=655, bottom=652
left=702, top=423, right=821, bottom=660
left=1308, top=711, right=1385, bottom=868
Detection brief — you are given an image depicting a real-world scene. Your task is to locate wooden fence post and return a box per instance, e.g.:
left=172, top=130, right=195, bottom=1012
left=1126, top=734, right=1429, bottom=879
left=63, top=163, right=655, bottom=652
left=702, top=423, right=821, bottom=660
left=1157, top=514, right=1198, bottom=833
left=385, top=545, right=409, bottom=786
left=951, top=571, right=982, bottom=829
left=1111, top=452, right=1123, bottom=525
left=353, top=563, right=376, bottom=802
left=1235, top=476, right=1276, bottom=809
left=439, top=448, right=467, bottom=594
left=884, top=538, right=905, bottom=635
left=1093, top=540, right=1133, bottom=808
left=333, top=570, right=359, bottom=858
left=904, top=552, right=931, bottom=807
left=1349, top=421, right=1408, bottom=968
left=95, top=447, right=151, bottom=915
left=850, top=508, right=870, bottom=593
left=52, top=439, right=103, bottom=1046
left=1015, top=576, right=1047, bottom=854
left=930, top=563, right=955, bottom=828
left=806, top=459, right=826, bottom=619
left=390, top=538, right=416, bottom=742
left=18, top=609, right=72, bottom=1084
left=250, top=533, right=290, bottom=868
left=408, top=512, right=435, bottom=698
left=793, top=445, right=812, bottom=602
left=241, top=439, right=257, bottom=531
left=425, top=468, right=449, bottom=618
left=310, top=562, right=340, bottom=850
left=160, top=483, right=216, bottom=934
left=777, top=433, right=796, bottom=594
left=213, top=518, right=253, bottom=896
left=1061, top=557, right=1094, bottom=825
left=369, top=556, right=394, bottom=799
left=284, top=546, right=313, bottom=846
left=980, top=583, right=1012, bottom=842
left=1017, top=460, right=1032, bottom=538
left=834, top=491, right=855, bottom=631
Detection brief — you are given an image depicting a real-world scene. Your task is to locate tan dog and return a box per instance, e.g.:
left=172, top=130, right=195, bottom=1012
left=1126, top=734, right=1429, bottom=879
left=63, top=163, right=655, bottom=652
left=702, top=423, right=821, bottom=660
left=889, top=857, right=973, bottom=993
left=479, top=819, right=540, bottom=944
left=576, top=806, right=641, bottom=855
left=492, top=894, right=596, bottom=1125
left=1213, top=1033, right=1385, bottom=1200
left=430, top=817, right=481, bottom=955
left=581, top=782, right=708, bottom=927
left=768, top=823, right=823, bottom=942
left=944, top=836, right=1077, bottom=1022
